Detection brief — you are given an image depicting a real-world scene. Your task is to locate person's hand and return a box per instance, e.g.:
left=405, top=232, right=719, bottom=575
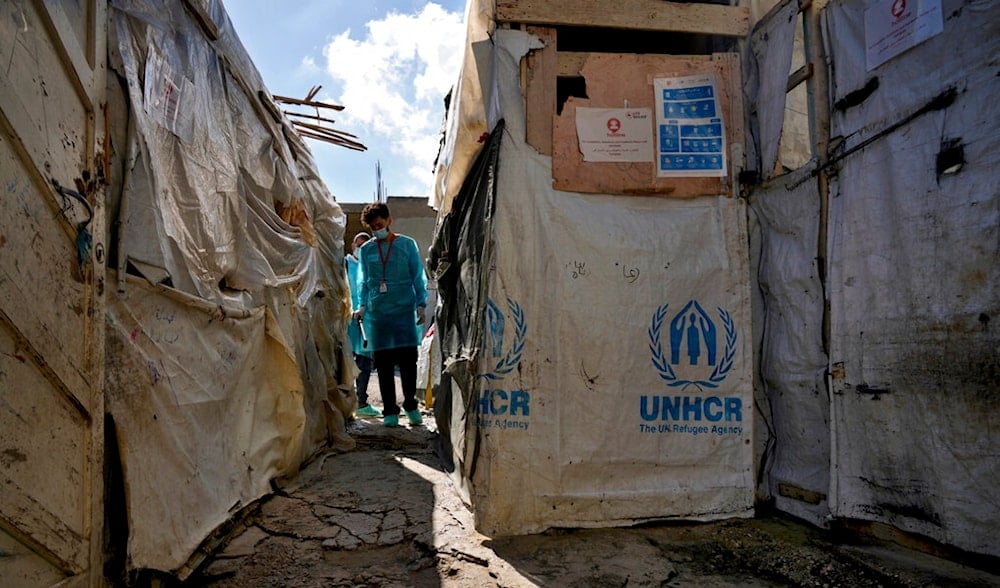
left=416, top=305, right=426, bottom=325
left=353, top=306, right=365, bottom=320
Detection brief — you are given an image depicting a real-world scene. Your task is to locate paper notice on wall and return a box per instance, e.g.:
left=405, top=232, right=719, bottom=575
left=865, top=0, right=943, bottom=71
left=575, top=107, right=654, bottom=162
left=143, top=50, right=195, bottom=143
left=654, top=75, right=726, bottom=177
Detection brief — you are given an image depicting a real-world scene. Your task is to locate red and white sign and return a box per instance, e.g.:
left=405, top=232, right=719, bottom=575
left=575, top=107, right=653, bottom=163
left=865, top=0, right=943, bottom=70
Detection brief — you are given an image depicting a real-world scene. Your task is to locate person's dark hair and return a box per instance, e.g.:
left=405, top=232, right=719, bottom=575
left=361, top=202, right=390, bottom=227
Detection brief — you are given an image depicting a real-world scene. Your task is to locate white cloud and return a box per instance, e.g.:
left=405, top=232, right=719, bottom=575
left=300, top=55, right=320, bottom=72
left=322, top=3, right=465, bottom=192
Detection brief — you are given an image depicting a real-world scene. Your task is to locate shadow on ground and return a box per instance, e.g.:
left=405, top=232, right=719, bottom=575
left=194, top=418, right=442, bottom=587
left=188, top=401, right=999, bottom=588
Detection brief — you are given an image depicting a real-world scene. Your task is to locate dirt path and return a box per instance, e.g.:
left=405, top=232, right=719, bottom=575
left=190, top=409, right=998, bottom=587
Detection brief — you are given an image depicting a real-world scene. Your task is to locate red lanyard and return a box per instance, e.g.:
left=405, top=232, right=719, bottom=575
left=376, top=234, right=395, bottom=282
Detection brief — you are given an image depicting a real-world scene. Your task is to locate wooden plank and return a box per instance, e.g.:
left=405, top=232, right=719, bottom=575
left=558, top=52, right=589, bottom=77
left=524, top=26, right=557, bottom=155
left=0, top=479, right=87, bottom=573
left=0, top=139, right=95, bottom=409
left=284, top=110, right=337, bottom=124
left=0, top=1, right=105, bottom=585
left=272, top=94, right=346, bottom=111
left=551, top=53, right=742, bottom=197
left=497, top=0, right=750, bottom=37
left=292, top=120, right=360, bottom=139
left=0, top=322, right=89, bottom=574
left=787, top=63, right=813, bottom=92
left=257, top=90, right=283, bottom=124
left=38, top=0, right=96, bottom=105
left=0, top=1, right=93, bottom=230
left=181, top=0, right=219, bottom=41
left=778, top=483, right=826, bottom=505
left=221, top=59, right=290, bottom=166
left=296, top=128, right=367, bottom=151
left=719, top=52, right=744, bottom=187
left=0, top=531, right=64, bottom=586
left=803, top=1, right=831, bottom=348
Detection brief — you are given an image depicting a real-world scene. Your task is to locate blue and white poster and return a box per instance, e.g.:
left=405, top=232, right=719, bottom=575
left=654, top=74, right=727, bottom=178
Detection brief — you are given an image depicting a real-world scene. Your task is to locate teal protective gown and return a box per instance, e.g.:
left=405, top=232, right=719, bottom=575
left=357, top=234, right=428, bottom=351
left=344, top=254, right=371, bottom=358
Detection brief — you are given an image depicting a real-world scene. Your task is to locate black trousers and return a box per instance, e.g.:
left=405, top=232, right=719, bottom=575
left=373, top=346, right=418, bottom=416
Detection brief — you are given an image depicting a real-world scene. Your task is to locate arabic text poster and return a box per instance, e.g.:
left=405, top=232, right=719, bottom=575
left=575, top=107, right=654, bottom=163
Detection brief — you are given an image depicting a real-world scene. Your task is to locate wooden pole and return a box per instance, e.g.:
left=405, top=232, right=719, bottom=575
left=284, top=111, right=338, bottom=125
left=272, top=94, right=345, bottom=111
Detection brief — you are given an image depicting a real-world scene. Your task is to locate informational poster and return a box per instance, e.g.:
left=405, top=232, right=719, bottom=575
left=143, top=49, right=195, bottom=142
left=654, top=75, right=726, bottom=177
left=865, top=0, right=943, bottom=71
left=575, top=107, right=654, bottom=162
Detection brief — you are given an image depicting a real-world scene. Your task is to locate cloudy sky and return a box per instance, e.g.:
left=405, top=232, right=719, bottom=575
left=223, top=0, right=468, bottom=203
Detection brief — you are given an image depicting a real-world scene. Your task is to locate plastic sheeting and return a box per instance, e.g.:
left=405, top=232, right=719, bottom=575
left=432, top=0, right=497, bottom=213
left=749, top=166, right=829, bottom=526
left=823, top=0, right=1000, bottom=557
left=432, top=29, right=754, bottom=536
left=743, top=0, right=799, bottom=179
left=105, top=0, right=354, bottom=573
left=106, top=279, right=304, bottom=569
left=428, top=121, right=503, bottom=498
left=111, top=0, right=340, bottom=308
left=744, top=0, right=999, bottom=558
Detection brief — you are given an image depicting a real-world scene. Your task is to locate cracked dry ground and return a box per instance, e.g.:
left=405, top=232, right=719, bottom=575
left=192, top=418, right=999, bottom=588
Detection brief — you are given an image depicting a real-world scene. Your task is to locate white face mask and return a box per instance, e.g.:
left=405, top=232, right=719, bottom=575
left=373, top=227, right=390, bottom=240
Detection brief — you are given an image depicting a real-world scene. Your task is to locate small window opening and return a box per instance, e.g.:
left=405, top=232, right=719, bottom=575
left=557, top=77, right=588, bottom=116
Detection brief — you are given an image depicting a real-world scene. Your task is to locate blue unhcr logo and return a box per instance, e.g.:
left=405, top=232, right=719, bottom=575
left=648, top=300, right=736, bottom=391
left=478, top=298, right=530, bottom=431
left=480, top=297, right=527, bottom=381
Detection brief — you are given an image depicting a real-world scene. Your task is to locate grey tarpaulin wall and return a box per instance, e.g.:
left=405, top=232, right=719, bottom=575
left=749, top=165, right=828, bottom=526
left=823, top=0, right=998, bottom=556
left=744, top=0, right=831, bottom=527
left=747, top=0, right=999, bottom=558
left=103, top=0, right=355, bottom=574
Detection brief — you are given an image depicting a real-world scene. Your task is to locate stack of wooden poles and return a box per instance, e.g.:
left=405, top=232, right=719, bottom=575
left=275, top=85, right=367, bottom=151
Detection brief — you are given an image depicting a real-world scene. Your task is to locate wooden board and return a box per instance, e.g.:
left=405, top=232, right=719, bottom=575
left=523, top=26, right=556, bottom=156
left=0, top=0, right=107, bottom=584
left=497, top=0, right=750, bottom=37
left=552, top=53, right=743, bottom=197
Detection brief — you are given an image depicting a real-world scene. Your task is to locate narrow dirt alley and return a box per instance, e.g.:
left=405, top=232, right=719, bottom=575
left=189, top=396, right=998, bottom=587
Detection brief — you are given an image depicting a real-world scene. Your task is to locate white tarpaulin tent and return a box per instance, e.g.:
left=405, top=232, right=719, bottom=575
left=103, top=0, right=355, bottom=574
left=482, top=135, right=755, bottom=533
left=431, top=9, right=755, bottom=536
